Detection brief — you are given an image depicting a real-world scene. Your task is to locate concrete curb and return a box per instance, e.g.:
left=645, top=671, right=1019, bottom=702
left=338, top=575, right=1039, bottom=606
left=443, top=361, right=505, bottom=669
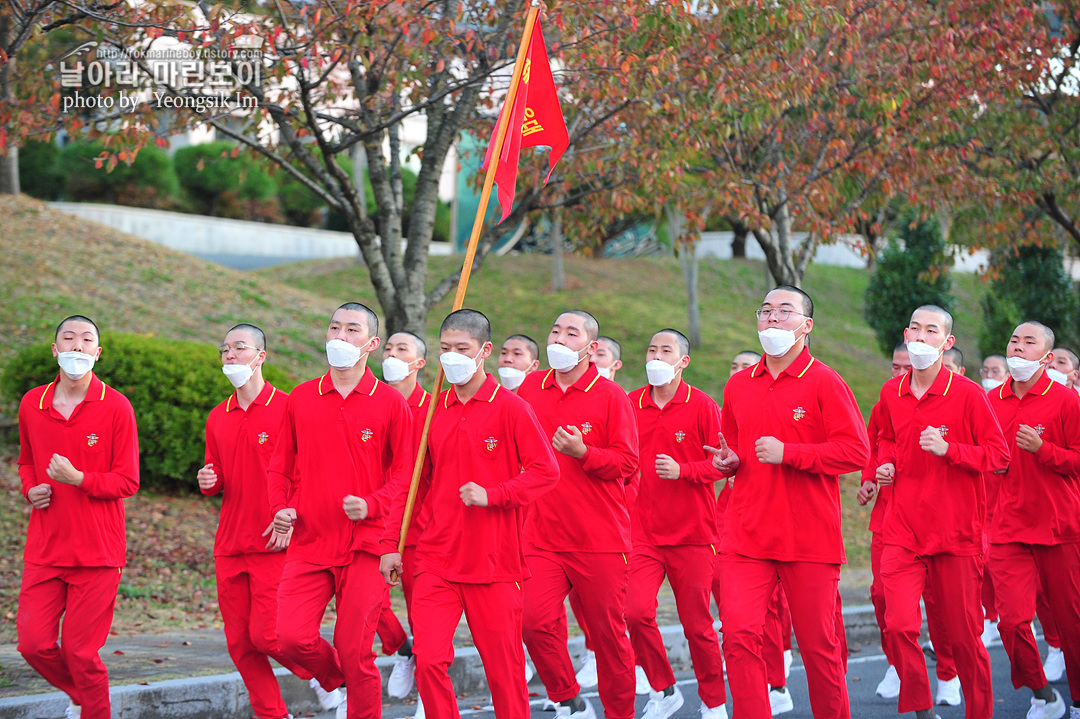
left=0, top=611, right=884, bottom=719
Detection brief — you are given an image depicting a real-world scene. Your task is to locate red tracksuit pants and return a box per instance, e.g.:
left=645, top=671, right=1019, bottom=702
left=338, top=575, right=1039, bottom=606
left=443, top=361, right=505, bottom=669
left=569, top=589, right=595, bottom=653
left=217, top=553, right=314, bottom=719
left=873, top=533, right=955, bottom=678
left=923, top=569, right=958, bottom=681
left=870, top=533, right=896, bottom=666
left=719, top=554, right=848, bottom=719
left=1037, top=583, right=1061, bottom=649
left=627, top=544, right=726, bottom=709
left=17, top=563, right=120, bottom=719
left=377, top=546, right=419, bottom=655
left=989, top=541, right=1080, bottom=703
left=276, top=551, right=386, bottom=719
left=523, top=548, right=636, bottom=719
left=881, top=546, right=992, bottom=719
left=412, top=572, right=529, bottom=719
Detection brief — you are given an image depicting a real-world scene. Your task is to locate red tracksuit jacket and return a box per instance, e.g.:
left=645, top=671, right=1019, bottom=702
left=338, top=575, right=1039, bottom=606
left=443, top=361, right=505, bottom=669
left=518, top=364, right=640, bottom=554
left=986, top=371, right=1080, bottom=546
left=719, top=348, right=869, bottom=564
left=202, top=381, right=288, bottom=557
left=629, top=381, right=724, bottom=546
left=18, top=374, right=140, bottom=567
left=876, top=365, right=1010, bottom=556
left=402, top=383, right=432, bottom=549
left=268, top=368, right=413, bottom=565
left=382, top=375, right=558, bottom=582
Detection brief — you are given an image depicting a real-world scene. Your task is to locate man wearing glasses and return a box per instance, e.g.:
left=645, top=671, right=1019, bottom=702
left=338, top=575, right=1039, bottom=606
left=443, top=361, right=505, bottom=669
left=707, top=286, right=869, bottom=719
left=199, top=324, right=343, bottom=719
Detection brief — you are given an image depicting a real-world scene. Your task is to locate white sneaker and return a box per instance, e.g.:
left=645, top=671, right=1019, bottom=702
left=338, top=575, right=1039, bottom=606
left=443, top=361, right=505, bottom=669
left=542, top=698, right=558, bottom=711
left=1045, top=646, right=1066, bottom=682
left=575, top=650, right=598, bottom=689
left=875, top=665, right=901, bottom=699
left=64, top=704, right=81, bottom=719
left=310, top=677, right=345, bottom=711
left=700, top=703, right=728, bottom=719
left=524, top=643, right=535, bottom=684
left=335, top=688, right=348, bottom=719
left=554, top=697, right=598, bottom=719
left=1027, top=689, right=1066, bottom=719
left=641, top=686, right=685, bottom=719
left=388, top=654, right=417, bottom=699
left=783, top=649, right=792, bottom=679
left=936, top=677, right=962, bottom=706
left=635, top=664, right=652, bottom=695
left=981, top=619, right=1000, bottom=648
left=414, top=694, right=426, bottom=719
left=769, top=686, right=794, bottom=716
left=1069, top=706, right=1079, bottom=719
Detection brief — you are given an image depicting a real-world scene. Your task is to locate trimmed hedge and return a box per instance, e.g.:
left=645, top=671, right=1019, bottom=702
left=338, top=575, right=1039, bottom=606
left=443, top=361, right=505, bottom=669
left=1, top=333, right=294, bottom=492
left=60, top=140, right=179, bottom=207
left=18, top=140, right=63, bottom=200
left=174, top=141, right=279, bottom=221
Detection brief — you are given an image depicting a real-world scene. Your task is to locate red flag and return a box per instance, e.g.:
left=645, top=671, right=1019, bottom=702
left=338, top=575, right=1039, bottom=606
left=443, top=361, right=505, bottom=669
left=483, top=18, right=569, bottom=223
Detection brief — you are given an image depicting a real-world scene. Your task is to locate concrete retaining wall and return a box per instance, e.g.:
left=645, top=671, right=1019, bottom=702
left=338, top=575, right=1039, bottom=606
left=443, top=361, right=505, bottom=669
left=49, top=202, right=452, bottom=261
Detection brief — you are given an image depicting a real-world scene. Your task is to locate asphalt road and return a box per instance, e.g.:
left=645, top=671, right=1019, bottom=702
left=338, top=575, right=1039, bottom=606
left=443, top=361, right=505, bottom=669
left=308, top=637, right=1065, bottom=719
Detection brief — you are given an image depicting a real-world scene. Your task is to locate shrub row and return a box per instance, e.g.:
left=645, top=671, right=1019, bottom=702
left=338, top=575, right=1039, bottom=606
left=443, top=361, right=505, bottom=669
left=18, top=138, right=453, bottom=240
left=1, top=333, right=294, bottom=493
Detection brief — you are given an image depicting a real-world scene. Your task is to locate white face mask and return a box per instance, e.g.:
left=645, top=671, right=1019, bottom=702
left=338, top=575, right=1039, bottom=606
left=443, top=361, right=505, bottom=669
left=905, top=341, right=944, bottom=371
left=981, top=378, right=1004, bottom=392
left=547, top=343, right=586, bottom=371
left=381, top=356, right=414, bottom=384
left=595, top=364, right=612, bottom=380
left=222, top=355, right=259, bottom=389
left=1007, top=352, right=1050, bottom=383
left=1047, top=368, right=1069, bottom=385
left=440, top=347, right=484, bottom=385
left=498, top=366, right=527, bottom=390
left=645, top=359, right=679, bottom=386
left=757, top=321, right=806, bottom=358
left=57, top=351, right=96, bottom=380
left=326, top=338, right=371, bottom=369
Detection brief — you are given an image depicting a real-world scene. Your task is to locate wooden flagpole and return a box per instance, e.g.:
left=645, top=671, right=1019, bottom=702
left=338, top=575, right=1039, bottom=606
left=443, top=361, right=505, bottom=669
left=395, top=0, right=543, bottom=557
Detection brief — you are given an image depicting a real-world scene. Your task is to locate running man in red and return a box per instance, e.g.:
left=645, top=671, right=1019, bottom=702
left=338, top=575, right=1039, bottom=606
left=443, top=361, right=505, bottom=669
left=498, top=334, right=541, bottom=391
left=381, top=309, right=559, bottom=719
left=709, top=286, right=869, bottom=719
left=269, top=303, right=414, bottom=719
left=626, top=329, right=728, bottom=719
left=856, top=342, right=910, bottom=701
left=200, top=323, right=341, bottom=719
left=875, top=305, right=1010, bottom=719
left=17, top=315, right=140, bottom=719
left=987, top=321, right=1080, bottom=719
left=519, top=310, right=640, bottom=719
left=378, top=331, right=430, bottom=704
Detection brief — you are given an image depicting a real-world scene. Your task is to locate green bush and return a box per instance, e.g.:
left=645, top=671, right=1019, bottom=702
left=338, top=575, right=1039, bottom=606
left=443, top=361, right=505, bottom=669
left=174, top=141, right=278, bottom=219
left=864, top=213, right=955, bottom=356
left=60, top=140, right=179, bottom=207
left=0, top=333, right=295, bottom=493
left=977, top=243, right=1079, bottom=357
left=18, top=139, right=63, bottom=200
